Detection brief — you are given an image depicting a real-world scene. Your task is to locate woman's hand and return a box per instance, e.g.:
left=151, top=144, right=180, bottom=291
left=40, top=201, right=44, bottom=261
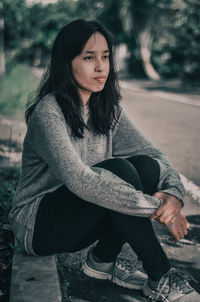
left=150, top=192, right=182, bottom=226
left=167, top=213, right=190, bottom=241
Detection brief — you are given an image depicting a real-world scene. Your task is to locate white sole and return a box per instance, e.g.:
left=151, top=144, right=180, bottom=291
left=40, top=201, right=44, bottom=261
left=82, top=262, right=112, bottom=280
left=82, top=262, right=144, bottom=290
left=112, top=276, right=144, bottom=290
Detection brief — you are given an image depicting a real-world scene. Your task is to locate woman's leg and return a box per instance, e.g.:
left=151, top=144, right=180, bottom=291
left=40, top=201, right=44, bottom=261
left=33, top=157, right=142, bottom=257
left=32, top=156, right=144, bottom=257
left=33, top=155, right=170, bottom=280
left=126, top=154, right=160, bottom=195
left=92, top=156, right=170, bottom=281
left=33, top=185, right=111, bottom=255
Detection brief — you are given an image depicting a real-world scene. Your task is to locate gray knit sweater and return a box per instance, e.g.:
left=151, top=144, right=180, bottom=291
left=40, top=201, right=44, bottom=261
left=9, top=93, right=185, bottom=255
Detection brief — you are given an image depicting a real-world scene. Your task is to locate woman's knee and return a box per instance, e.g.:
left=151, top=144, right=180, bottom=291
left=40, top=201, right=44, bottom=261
left=127, top=155, right=159, bottom=170
left=127, top=155, right=160, bottom=195
left=94, top=158, right=143, bottom=190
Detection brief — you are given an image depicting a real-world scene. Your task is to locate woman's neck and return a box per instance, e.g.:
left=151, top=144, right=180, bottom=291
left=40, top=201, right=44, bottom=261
left=78, top=88, right=91, bottom=106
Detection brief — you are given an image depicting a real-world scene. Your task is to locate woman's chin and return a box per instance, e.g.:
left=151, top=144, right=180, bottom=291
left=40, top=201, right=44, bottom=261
left=92, top=85, right=106, bottom=93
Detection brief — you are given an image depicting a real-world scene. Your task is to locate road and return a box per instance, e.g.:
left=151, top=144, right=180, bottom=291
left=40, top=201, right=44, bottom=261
left=120, top=86, right=200, bottom=187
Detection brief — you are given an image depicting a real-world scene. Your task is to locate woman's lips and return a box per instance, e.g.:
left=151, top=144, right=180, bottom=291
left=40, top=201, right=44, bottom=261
left=94, top=76, right=106, bottom=82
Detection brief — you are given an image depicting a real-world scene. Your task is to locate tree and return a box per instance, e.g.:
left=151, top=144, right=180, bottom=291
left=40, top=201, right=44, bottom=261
left=3, top=0, right=200, bottom=81
left=3, top=0, right=29, bottom=70
left=3, top=0, right=79, bottom=66
left=0, top=0, right=5, bottom=77
left=151, top=0, right=200, bottom=82
left=117, top=0, right=162, bottom=79
left=129, top=0, right=161, bottom=79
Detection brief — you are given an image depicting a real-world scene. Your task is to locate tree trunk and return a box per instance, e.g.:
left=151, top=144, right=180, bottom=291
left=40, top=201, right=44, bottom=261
left=138, top=29, right=160, bottom=80
left=0, top=1, right=5, bottom=77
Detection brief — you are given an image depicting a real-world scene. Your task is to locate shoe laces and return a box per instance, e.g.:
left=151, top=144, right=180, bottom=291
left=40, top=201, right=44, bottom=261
left=115, top=256, right=137, bottom=274
left=156, top=268, right=196, bottom=299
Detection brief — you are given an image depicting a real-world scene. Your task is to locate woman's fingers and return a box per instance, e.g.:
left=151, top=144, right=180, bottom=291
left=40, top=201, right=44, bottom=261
left=178, top=230, right=185, bottom=239
left=158, top=212, right=177, bottom=225
left=169, top=228, right=180, bottom=241
left=151, top=207, right=178, bottom=225
left=167, top=213, right=190, bottom=241
left=150, top=204, right=166, bottom=220
left=150, top=195, right=181, bottom=225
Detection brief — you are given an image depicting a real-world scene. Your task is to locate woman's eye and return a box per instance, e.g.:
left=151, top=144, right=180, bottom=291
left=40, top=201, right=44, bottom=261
left=84, top=56, right=93, bottom=61
left=103, top=55, right=109, bottom=60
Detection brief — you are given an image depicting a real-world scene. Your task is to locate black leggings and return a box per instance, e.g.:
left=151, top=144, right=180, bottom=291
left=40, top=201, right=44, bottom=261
left=33, top=155, right=170, bottom=280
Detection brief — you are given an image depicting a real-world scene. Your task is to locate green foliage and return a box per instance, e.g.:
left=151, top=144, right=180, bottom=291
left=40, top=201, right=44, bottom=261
left=4, top=0, right=28, bottom=49
left=123, top=0, right=200, bottom=80
left=0, top=64, right=39, bottom=116
left=96, top=0, right=125, bottom=43
left=23, top=1, right=78, bottom=64
left=129, top=0, right=157, bottom=31
left=3, top=0, right=200, bottom=80
left=0, top=167, right=20, bottom=228
left=4, top=0, right=78, bottom=65
left=151, top=0, right=200, bottom=81
left=3, top=0, right=126, bottom=66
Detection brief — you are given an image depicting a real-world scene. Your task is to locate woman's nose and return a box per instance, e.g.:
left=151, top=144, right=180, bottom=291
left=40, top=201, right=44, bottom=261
left=95, top=58, right=104, bottom=71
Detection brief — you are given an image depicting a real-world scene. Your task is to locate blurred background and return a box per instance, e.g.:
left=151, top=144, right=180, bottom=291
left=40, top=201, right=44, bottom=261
left=0, top=0, right=200, bottom=118
left=0, top=1, right=200, bottom=300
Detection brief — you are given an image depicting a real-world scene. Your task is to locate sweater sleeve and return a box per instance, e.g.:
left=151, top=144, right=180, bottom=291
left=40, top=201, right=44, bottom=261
left=112, top=108, right=185, bottom=202
left=29, top=101, right=162, bottom=217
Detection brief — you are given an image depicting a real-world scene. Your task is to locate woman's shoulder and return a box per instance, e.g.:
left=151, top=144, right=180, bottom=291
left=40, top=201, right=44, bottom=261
left=34, top=93, right=63, bottom=118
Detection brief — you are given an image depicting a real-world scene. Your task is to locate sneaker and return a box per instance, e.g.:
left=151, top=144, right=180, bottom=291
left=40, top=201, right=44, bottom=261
left=143, top=267, right=200, bottom=301
left=82, top=249, right=147, bottom=290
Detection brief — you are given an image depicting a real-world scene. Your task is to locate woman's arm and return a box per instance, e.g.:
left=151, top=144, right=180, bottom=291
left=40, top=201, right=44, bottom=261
left=112, top=108, right=185, bottom=204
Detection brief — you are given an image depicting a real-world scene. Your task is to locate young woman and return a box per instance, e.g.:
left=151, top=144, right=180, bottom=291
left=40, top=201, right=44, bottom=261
left=9, top=19, right=199, bottom=301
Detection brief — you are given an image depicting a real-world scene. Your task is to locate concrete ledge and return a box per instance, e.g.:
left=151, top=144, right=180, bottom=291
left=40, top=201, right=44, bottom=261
left=9, top=249, right=62, bottom=302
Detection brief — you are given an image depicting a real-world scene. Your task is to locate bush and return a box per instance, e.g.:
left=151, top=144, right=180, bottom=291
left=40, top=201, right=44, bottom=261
left=151, top=1, right=200, bottom=81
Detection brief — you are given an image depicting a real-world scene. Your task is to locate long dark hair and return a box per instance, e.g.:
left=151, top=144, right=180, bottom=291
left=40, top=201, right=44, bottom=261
left=25, top=19, right=121, bottom=138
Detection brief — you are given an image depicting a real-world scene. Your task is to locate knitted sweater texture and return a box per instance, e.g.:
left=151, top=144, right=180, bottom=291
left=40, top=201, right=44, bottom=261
left=9, top=94, right=185, bottom=255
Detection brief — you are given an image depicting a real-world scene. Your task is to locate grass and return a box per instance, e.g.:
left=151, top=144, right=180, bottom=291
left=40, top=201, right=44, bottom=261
left=0, top=166, right=20, bottom=301
left=0, top=64, right=40, bottom=117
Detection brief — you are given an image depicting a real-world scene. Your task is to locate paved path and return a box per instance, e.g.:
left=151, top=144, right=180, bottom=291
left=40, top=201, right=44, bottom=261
left=120, top=79, right=200, bottom=106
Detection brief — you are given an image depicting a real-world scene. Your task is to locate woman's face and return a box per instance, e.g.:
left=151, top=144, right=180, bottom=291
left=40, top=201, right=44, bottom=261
left=72, top=32, right=110, bottom=106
